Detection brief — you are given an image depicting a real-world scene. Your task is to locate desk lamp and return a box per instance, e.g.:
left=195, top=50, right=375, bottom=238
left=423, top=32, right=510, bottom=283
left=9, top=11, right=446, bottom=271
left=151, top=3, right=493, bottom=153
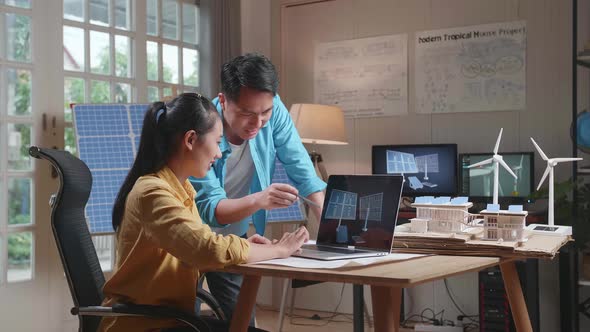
left=289, top=103, right=348, bottom=181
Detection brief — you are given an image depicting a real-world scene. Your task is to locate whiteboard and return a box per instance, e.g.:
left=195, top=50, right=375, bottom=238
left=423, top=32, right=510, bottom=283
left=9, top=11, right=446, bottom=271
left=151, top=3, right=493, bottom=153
left=415, top=20, right=526, bottom=114
left=314, top=34, right=408, bottom=118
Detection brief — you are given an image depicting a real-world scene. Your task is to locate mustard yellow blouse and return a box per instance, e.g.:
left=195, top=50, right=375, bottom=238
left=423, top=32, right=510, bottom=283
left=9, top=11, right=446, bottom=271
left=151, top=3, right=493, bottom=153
left=99, top=166, right=250, bottom=332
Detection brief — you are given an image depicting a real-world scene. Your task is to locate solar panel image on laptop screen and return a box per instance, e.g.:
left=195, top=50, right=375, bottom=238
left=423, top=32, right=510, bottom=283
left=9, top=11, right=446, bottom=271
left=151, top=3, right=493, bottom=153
left=316, top=175, right=404, bottom=251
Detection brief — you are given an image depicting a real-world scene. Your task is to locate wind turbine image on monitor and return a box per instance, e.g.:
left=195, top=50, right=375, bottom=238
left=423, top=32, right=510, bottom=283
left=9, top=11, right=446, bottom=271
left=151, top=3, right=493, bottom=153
left=530, top=138, right=582, bottom=226
left=467, top=128, right=517, bottom=204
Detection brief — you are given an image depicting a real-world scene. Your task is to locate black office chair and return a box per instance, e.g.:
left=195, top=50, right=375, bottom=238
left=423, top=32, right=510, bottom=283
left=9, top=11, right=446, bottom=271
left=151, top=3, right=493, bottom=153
left=29, top=146, right=249, bottom=332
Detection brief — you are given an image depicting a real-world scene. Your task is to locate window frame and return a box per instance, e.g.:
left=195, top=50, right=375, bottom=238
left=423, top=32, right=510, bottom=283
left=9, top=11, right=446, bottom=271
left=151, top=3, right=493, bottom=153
left=0, top=0, right=36, bottom=285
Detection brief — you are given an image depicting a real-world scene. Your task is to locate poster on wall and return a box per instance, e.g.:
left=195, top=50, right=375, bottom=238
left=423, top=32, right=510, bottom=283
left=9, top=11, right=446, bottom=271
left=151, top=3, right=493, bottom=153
left=415, top=20, right=526, bottom=114
left=314, top=34, right=408, bottom=119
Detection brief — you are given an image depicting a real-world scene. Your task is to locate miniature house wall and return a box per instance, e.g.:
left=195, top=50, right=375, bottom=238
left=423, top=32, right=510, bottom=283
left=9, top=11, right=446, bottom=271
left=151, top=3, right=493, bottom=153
left=410, top=197, right=474, bottom=233
left=480, top=207, right=527, bottom=242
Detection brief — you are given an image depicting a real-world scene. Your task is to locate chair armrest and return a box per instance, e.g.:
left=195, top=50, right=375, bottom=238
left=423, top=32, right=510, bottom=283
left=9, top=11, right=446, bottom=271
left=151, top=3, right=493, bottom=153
left=197, top=288, right=226, bottom=320
left=72, top=304, right=211, bottom=332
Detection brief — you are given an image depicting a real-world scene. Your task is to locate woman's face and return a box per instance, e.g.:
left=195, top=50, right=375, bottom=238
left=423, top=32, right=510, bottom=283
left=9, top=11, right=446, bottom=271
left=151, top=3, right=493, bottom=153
left=190, top=117, right=223, bottom=178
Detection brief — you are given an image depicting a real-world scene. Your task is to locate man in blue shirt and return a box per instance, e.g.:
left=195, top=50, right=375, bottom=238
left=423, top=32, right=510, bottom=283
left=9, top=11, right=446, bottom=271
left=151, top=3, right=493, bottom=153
left=190, top=53, right=326, bottom=325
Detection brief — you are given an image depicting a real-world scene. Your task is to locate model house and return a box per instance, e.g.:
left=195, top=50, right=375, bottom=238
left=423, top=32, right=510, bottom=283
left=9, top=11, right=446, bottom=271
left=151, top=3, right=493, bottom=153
left=480, top=204, right=528, bottom=242
left=410, top=196, right=475, bottom=233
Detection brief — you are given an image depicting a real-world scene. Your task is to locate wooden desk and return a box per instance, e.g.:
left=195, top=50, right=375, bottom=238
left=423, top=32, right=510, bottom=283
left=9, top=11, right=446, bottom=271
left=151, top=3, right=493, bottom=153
left=224, top=255, right=533, bottom=332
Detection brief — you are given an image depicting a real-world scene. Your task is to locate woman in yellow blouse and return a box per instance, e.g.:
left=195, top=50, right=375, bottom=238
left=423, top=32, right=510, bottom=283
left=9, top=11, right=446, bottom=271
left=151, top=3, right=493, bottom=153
left=99, top=93, right=308, bottom=332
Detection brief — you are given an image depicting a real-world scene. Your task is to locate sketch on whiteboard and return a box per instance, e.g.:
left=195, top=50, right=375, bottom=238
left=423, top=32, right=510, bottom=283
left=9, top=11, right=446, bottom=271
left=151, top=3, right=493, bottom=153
left=415, top=21, right=526, bottom=114
left=314, top=34, right=408, bottom=119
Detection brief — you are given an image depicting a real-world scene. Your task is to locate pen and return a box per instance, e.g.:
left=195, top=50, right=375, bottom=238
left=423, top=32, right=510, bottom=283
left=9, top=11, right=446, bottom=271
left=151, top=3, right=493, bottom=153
left=297, top=194, right=321, bottom=208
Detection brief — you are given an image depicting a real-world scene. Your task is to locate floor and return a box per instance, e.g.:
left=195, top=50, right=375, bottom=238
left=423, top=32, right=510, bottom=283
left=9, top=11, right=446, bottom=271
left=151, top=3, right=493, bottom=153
left=254, top=305, right=376, bottom=332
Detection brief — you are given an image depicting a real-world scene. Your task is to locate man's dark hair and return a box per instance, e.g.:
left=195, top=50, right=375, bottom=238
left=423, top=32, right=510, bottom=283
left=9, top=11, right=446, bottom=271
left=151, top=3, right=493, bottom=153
left=220, top=53, right=279, bottom=102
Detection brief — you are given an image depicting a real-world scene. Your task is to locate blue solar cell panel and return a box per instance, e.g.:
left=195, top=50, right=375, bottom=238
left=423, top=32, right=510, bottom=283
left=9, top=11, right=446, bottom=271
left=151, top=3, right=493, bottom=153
left=129, top=105, right=147, bottom=137
left=74, top=105, right=131, bottom=136
left=74, top=104, right=149, bottom=233
left=267, top=159, right=305, bottom=222
left=86, top=169, right=128, bottom=233
left=78, top=136, right=135, bottom=169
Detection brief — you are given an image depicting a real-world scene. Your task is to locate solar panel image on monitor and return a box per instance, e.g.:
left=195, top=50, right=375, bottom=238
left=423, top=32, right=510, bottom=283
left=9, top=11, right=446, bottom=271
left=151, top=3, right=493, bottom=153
left=373, top=144, right=458, bottom=197
left=74, top=104, right=304, bottom=233
left=325, top=189, right=358, bottom=220
left=459, top=152, right=534, bottom=204
left=386, top=150, right=418, bottom=174
left=415, top=154, right=439, bottom=174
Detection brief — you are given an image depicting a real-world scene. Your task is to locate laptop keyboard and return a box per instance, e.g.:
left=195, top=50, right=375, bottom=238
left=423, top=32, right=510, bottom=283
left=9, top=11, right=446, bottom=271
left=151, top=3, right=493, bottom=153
left=303, top=244, right=370, bottom=254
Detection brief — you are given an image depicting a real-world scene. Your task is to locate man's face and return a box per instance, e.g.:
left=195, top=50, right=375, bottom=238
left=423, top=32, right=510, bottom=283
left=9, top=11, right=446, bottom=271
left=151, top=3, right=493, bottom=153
left=220, top=87, right=274, bottom=142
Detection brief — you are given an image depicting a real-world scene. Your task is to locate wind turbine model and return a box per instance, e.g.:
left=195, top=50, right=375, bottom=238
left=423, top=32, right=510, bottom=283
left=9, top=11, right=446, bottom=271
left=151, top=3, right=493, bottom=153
left=511, top=155, right=524, bottom=195
left=526, top=138, right=582, bottom=236
left=467, top=128, right=517, bottom=204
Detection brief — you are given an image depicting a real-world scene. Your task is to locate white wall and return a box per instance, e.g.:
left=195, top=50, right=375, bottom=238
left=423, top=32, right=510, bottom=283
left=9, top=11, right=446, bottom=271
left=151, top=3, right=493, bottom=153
left=241, top=0, right=272, bottom=56
left=240, top=0, right=590, bottom=330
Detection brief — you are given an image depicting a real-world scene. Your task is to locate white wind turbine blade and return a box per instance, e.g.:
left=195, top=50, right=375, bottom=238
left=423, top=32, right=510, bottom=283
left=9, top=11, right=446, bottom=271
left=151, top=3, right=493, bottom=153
left=498, top=158, right=517, bottom=179
left=493, top=128, right=503, bottom=154
left=467, top=158, right=493, bottom=168
left=530, top=137, right=548, bottom=161
left=518, top=154, right=524, bottom=168
left=553, top=157, right=583, bottom=163
left=537, top=165, right=551, bottom=191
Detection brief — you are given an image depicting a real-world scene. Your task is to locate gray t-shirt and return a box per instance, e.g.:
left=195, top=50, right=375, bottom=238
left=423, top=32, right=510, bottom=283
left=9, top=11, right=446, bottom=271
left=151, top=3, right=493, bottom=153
left=212, top=140, right=255, bottom=236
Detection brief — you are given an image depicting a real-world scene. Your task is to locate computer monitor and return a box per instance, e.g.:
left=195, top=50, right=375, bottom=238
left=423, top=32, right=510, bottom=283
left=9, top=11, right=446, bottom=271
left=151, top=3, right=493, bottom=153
left=459, top=152, right=534, bottom=204
left=372, top=144, right=458, bottom=197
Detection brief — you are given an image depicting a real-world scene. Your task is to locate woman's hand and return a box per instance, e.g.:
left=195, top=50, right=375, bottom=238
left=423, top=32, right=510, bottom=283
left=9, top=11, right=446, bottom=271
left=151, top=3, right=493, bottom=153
left=274, top=226, right=309, bottom=258
left=244, top=227, right=310, bottom=263
left=247, top=234, right=272, bottom=245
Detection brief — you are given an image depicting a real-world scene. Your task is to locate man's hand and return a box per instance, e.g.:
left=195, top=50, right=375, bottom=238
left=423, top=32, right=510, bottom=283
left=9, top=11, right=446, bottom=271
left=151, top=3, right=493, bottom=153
left=254, top=183, right=299, bottom=210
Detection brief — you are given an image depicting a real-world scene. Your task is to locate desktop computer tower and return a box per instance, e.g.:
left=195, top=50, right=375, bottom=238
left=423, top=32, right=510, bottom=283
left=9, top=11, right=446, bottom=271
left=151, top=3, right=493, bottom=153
left=479, top=259, right=539, bottom=332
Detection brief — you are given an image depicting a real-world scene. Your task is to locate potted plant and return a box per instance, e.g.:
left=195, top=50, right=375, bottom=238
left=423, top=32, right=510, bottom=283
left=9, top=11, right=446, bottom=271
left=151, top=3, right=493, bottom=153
left=530, top=179, right=590, bottom=279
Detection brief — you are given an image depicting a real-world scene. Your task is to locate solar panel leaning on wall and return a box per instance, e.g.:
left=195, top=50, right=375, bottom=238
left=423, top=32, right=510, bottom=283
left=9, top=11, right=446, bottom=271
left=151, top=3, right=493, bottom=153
left=73, top=103, right=306, bottom=234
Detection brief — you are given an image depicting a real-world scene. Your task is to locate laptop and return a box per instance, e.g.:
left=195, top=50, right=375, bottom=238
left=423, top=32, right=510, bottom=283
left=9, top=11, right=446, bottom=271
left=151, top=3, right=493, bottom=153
left=294, top=175, right=404, bottom=260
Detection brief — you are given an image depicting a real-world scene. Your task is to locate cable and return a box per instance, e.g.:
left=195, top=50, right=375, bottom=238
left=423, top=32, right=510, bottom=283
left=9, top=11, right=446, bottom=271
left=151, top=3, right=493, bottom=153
left=288, top=283, right=351, bottom=327
left=443, top=278, right=479, bottom=324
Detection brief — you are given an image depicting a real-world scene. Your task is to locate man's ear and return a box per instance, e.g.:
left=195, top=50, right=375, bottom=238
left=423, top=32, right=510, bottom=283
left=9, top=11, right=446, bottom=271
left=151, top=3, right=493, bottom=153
left=218, top=93, right=226, bottom=107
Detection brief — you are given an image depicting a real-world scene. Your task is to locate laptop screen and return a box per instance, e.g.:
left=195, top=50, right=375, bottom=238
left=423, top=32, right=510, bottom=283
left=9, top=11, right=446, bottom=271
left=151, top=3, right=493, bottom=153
left=316, top=175, right=404, bottom=251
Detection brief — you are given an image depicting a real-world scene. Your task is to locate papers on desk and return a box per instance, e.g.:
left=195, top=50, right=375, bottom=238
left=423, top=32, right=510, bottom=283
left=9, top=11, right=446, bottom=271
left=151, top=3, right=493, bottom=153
left=251, top=253, right=425, bottom=269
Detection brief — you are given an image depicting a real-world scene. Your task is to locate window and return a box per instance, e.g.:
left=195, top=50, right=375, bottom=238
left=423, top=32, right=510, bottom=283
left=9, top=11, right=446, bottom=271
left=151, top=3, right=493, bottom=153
left=1, top=0, right=35, bottom=283
left=63, top=0, right=135, bottom=155
left=63, top=0, right=136, bottom=271
left=146, top=0, right=199, bottom=101
left=62, top=0, right=201, bottom=271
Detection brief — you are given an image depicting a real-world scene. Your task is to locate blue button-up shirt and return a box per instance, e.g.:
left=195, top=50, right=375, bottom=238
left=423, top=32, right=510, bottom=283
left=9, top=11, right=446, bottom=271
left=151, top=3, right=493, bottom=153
left=189, top=94, right=326, bottom=236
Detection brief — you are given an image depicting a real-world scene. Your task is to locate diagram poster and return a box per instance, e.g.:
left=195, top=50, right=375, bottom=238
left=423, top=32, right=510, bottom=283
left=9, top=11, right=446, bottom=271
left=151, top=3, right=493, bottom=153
left=415, top=21, right=526, bottom=114
left=314, top=34, right=408, bottom=118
